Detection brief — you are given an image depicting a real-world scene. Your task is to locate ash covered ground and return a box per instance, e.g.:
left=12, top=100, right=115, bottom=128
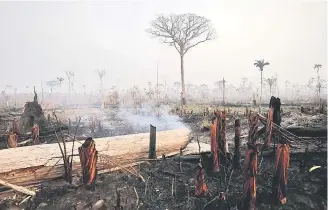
left=0, top=104, right=326, bottom=210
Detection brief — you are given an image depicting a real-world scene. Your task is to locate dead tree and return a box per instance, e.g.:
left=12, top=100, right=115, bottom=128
left=146, top=13, right=216, bottom=105
left=33, top=86, right=38, bottom=104
left=265, top=76, right=277, bottom=97
left=314, top=64, right=322, bottom=102
left=53, top=112, right=80, bottom=184
left=96, top=69, right=106, bottom=107
left=66, top=71, right=75, bottom=105
left=210, top=118, right=219, bottom=171
left=272, top=141, right=290, bottom=205
left=216, top=110, right=227, bottom=161
left=270, top=96, right=282, bottom=152
left=78, top=137, right=98, bottom=190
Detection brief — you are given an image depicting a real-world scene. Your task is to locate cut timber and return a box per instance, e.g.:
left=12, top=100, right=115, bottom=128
left=0, top=128, right=190, bottom=190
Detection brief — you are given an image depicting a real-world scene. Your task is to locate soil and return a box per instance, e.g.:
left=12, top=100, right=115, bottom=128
left=0, top=104, right=326, bottom=210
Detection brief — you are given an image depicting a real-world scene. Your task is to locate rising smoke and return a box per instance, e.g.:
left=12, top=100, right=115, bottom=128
left=117, top=104, right=186, bottom=133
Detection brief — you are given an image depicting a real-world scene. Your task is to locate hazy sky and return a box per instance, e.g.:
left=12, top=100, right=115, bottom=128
left=0, top=0, right=326, bottom=93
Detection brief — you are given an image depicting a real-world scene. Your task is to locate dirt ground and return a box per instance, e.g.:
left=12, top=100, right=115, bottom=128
left=0, top=104, right=326, bottom=210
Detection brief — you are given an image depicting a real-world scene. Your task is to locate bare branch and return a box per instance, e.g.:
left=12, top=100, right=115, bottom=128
left=146, top=13, right=216, bottom=55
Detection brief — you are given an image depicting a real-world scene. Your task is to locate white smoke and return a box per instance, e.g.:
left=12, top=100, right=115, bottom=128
left=117, top=104, right=185, bottom=132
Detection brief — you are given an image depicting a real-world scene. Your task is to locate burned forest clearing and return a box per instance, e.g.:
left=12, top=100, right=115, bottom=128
left=0, top=99, right=326, bottom=210
left=0, top=2, right=327, bottom=210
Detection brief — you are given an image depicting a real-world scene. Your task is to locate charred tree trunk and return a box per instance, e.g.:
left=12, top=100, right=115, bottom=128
left=234, top=119, right=241, bottom=168
left=194, top=162, right=208, bottom=197
left=78, top=138, right=98, bottom=190
left=272, top=143, right=290, bottom=205
left=242, top=143, right=258, bottom=210
left=248, top=114, right=259, bottom=144
left=220, top=110, right=227, bottom=157
left=210, top=119, right=219, bottom=171
left=149, top=125, right=157, bottom=159
left=265, top=108, right=273, bottom=149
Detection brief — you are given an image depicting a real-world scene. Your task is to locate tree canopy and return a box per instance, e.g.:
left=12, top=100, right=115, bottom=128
left=146, top=13, right=216, bottom=56
left=254, top=59, right=270, bottom=71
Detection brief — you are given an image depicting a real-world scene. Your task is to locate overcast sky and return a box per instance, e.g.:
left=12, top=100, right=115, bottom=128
left=0, top=0, right=326, bottom=93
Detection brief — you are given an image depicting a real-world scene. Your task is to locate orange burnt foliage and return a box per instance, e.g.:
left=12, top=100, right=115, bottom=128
left=273, top=143, right=290, bottom=205
left=194, top=162, right=208, bottom=197
left=7, top=132, right=18, bottom=148
left=242, top=143, right=258, bottom=210
left=79, top=137, right=98, bottom=189
left=210, top=118, right=219, bottom=171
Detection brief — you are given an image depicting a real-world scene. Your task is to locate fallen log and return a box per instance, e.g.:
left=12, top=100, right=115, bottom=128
left=285, top=126, right=327, bottom=137
left=0, top=128, right=190, bottom=191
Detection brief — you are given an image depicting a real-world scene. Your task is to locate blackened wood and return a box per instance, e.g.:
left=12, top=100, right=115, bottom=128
left=149, top=124, right=157, bottom=159
left=234, top=119, right=241, bottom=168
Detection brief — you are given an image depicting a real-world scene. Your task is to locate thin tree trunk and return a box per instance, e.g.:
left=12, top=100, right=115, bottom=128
left=223, top=78, right=225, bottom=104
left=260, top=71, right=263, bottom=106
left=68, top=81, right=71, bottom=105
left=180, top=54, right=186, bottom=105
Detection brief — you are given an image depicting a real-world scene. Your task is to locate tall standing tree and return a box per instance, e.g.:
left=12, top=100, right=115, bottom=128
left=46, top=80, right=59, bottom=96
left=82, top=84, right=86, bottom=96
left=66, top=71, right=74, bottom=105
left=314, top=64, right=322, bottom=100
left=57, top=77, right=64, bottom=93
left=146, top=13, right=216, bottom=105
left=96, top=69, right=106, bottom=105
left=214, top=78, right=227, bottom=104
left=265, top=76, right=277, bottom=97
left=254, top=59, right=270, bottom=105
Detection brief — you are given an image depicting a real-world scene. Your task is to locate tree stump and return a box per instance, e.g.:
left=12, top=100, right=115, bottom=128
left=195, top=162, right=208, bottom=197
left=149, top=124, right=157, bottom=159
left=78, top=137, right=98, bottom=190
left=210, top=118, right=219, bottom=171
left=272, top=143, right=290, bottom=205
left=242, top=143, right=258, bottom=210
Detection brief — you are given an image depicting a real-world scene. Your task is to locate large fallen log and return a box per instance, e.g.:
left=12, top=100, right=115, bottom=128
left=0, top=128, right=190, bottom=191
left=285, top=126, right=327, bottom=137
